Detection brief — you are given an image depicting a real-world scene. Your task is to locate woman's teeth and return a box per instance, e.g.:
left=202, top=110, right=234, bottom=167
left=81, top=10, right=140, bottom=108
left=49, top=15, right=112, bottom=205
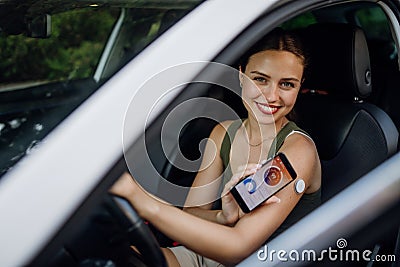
left=257, top=103, right=277, bottom=114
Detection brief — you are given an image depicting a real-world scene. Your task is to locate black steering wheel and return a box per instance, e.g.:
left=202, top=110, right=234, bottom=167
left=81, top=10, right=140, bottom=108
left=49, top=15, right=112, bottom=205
left=44, top=193, right=167, bottom=267
left=105, top=194, right=167, bottom=267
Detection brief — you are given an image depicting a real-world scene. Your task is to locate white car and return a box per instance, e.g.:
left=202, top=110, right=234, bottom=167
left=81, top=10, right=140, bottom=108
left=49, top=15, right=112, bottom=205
left=0, top=0, right=399, bottom=266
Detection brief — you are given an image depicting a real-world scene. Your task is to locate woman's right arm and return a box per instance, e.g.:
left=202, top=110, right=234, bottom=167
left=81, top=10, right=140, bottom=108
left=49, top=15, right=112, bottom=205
left=183, top=122, right=232, bottom=225
left=183, top=121, right=264, bottom=225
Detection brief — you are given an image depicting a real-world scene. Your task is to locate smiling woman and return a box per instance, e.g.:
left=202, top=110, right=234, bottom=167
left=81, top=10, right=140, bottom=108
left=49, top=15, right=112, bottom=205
left=111, top=28, right=321, bottom=267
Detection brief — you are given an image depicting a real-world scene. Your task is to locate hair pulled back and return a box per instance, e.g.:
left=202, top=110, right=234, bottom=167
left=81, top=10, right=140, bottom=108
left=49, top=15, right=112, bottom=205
left=239, top=28, right=307, bottom=76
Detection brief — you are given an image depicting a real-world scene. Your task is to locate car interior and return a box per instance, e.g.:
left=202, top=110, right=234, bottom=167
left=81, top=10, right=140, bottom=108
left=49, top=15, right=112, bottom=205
left=146, top=0, right=400, bottom=250
left=11, top=1, right=399, bottom=266
left=296, top=22, right=398, bottom=202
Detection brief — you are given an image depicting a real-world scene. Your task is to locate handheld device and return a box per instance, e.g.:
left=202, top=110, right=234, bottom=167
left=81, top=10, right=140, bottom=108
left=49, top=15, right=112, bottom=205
left=230, top=153, right=297, bottom=213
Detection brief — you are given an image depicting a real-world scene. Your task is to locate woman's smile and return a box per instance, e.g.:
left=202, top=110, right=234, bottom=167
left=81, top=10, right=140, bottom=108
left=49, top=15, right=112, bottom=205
left=255, top=101, right=280, bottom=115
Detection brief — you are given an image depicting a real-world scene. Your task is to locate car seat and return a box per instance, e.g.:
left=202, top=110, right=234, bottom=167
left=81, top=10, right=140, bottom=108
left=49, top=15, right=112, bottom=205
left=295, top=23, right=398, bottom=201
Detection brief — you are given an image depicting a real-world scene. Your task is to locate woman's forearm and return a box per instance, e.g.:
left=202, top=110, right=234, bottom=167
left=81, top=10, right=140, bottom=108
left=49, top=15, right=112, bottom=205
left=110, top=173, right=250, bottom=264
left=145, top=201, right=247, bottom=265
left=184, top=207, right=230, bottom=225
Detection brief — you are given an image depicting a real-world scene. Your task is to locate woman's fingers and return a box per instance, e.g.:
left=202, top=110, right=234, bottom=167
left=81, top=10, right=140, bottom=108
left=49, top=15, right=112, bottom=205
left=262, top=196, right=281, bottom=205
left=109, top=172, right=137, bottom=197
left=221, top=164, right=262, bottom=196
left=222, top=173, right=242, bottom=196
left=110, top=172, right=170, bottom=206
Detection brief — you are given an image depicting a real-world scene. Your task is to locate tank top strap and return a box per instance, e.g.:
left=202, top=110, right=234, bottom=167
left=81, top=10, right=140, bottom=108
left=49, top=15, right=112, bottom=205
left=267, top=121, right=310, bottom=159
left=219, top=120, right=243, bottom=185
left=220, top=119, right=243, bottom=168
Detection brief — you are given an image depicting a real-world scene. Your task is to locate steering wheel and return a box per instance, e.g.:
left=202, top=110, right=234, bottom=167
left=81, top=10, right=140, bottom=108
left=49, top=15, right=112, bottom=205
left=104, top=194, right=167, bottom=267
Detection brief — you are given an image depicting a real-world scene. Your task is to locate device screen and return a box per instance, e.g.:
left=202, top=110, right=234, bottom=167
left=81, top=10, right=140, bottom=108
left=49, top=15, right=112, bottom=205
left=231, top=153, right=297, bottom=213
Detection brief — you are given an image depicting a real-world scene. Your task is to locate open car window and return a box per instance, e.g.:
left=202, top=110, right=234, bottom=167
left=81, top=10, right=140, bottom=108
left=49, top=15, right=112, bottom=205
left=0, top=1, right=201, bottom=178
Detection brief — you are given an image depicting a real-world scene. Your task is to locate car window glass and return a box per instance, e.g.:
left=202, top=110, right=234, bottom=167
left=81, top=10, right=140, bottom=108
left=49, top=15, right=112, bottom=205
left=355, top=6, right=391, bottom=40
left=280, top=12, right=317, bottom=29
left=0, top=8, right=119, bottom=87
left=99, top=8, right=192, bottom=79
left=0, top=2, right=202, bottom=178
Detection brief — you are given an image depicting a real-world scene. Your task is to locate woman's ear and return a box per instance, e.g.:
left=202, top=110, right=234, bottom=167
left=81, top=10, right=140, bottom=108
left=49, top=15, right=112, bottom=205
left=239, top=66, right=244, bottom=87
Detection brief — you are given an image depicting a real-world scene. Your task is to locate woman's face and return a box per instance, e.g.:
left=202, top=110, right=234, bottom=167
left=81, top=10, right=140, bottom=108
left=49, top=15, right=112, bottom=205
left=240, top=50, right=304, bottom=126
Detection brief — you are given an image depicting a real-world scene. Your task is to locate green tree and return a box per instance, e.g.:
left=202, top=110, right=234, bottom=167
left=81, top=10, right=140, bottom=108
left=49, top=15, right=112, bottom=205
left=0, top=8, right=118, bottom=84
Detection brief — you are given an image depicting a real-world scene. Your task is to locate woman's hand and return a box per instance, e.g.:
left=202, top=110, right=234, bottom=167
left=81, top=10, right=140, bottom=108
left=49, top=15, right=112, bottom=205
left=109, top=172, right=156, bottom=218
left=219, top=164, right=260, bottom=226
left=110, top=172, right=137, bottom=198
left=219, top=164, right=281, bottom=226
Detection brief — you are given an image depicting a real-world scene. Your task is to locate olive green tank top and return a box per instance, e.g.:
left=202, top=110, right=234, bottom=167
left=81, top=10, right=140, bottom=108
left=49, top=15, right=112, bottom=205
left=220, top=120, right=308, bottom=186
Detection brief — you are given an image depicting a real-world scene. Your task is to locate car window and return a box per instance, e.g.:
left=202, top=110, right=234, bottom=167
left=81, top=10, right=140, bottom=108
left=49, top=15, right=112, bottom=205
left=355, top=6, right=392, bottom=40
left=98, top=8, right=192, bottom=80
left=0, top=2, right=202, bottom=178
left=280, top=12, right=317, bottom=29
left=0, top=8, right=118, bottom=87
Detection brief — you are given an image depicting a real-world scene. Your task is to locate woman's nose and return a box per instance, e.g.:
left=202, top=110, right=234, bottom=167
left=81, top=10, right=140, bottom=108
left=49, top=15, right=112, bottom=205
left=262, top=84, right=279, bottom=102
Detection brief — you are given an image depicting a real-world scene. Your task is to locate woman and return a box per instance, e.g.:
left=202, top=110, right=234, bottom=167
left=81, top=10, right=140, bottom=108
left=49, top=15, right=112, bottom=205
left=111, top=28, right=321, bottom=267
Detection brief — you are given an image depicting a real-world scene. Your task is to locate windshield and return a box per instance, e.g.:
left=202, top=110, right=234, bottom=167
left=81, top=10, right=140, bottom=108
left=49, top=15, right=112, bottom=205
left=0, top=1, right=202, bottom=177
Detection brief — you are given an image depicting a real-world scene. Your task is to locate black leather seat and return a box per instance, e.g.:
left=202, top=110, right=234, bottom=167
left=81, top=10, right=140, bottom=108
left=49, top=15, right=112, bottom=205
left=295, top=23, right=398, bottom=201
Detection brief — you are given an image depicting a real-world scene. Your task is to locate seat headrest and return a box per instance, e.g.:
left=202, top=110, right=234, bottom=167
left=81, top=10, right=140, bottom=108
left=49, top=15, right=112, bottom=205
left=300, top=23, right=372, bottom=98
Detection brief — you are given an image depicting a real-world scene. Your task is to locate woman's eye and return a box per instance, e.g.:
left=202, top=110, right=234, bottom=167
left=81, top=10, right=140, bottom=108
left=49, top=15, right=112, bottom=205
left=281, top=81, right=295, bottom=88
left=253, top=77, right=266, bottom=83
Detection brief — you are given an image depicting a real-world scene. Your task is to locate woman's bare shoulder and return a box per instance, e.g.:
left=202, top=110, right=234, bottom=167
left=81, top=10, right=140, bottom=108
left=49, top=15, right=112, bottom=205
left=210, top=120, right=236, bottom=140
left=280, top=131, right=321, bottom=188
left=283, top=131, right=318, bottom=157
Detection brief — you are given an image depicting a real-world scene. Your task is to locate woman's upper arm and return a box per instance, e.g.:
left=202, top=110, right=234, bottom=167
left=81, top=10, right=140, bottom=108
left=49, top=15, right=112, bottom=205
left=229, top=136, right=321, bottom=259
left=184, top=121, right=232, bottom=208
left=280, top=133, right=321, bottom=192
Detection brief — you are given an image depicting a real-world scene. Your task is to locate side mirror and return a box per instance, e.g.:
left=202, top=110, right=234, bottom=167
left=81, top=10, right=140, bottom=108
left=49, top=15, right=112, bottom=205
left=27, top=14, right=51, bottom=38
